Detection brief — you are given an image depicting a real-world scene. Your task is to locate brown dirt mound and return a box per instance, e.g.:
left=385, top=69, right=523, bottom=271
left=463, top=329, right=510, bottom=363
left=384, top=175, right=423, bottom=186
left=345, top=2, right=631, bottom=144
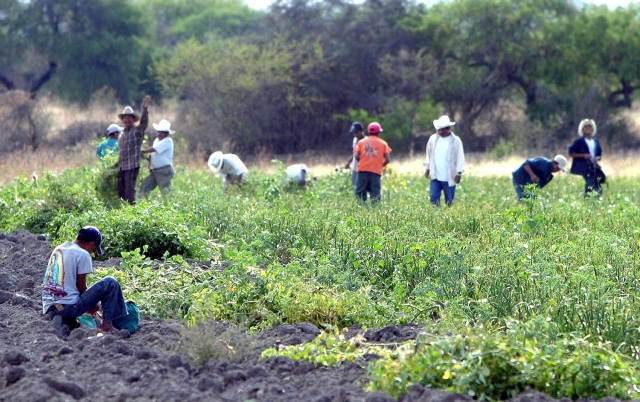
left=0, top=231, right=633, bottom=402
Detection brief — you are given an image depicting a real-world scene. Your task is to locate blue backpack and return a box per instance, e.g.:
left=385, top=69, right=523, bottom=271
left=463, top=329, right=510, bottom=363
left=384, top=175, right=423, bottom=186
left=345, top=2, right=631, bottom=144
left=112, top=301, right=140, bottom=334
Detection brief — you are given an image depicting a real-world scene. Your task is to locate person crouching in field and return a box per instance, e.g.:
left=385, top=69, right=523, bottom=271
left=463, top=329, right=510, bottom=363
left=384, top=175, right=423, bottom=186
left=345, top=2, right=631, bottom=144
left=568, top=119, right=604, bottom=197
left=285, top=163, right=311, bottom=187
left=43, top=226, right=128, bottom=337
left=207, top=151, right=249, bottom=190
left=117, top=95, right=152, bottom=205
left=353, top=122, right=392, bottom=203
left=96, top=124, right=122, bottom=159
left=139, top=119, right=175, bottom=198
left=424, top=115, right=465, bottom=206
left=512, top=155, right=567, bottom=202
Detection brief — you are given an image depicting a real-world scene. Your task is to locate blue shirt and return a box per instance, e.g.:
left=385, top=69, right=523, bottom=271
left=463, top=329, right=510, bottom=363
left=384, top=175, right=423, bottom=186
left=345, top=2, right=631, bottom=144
left=96, top=138, right=119, bottom=159
left=512, top=158, right=555, bottom=188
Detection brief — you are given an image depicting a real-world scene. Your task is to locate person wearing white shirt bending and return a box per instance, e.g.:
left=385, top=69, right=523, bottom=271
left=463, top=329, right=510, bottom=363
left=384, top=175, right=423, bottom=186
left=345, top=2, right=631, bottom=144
left=424, top=115, right=466, bottom=206
left=140, top=119, right=176, bottom=197
left=208, top=151, right=249, bottom=190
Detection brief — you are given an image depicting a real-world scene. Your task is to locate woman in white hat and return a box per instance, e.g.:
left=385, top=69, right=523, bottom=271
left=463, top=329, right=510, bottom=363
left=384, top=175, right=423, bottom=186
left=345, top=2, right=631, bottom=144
left=568, top=119, right=604, bottom=197
left=207, top=151, right=249, bottom=190
left=139, top=119, right=175, bottom=197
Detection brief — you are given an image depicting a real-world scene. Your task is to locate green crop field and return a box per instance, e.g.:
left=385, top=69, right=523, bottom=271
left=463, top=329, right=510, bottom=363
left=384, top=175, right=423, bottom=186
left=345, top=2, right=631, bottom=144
left=1, top=159, right=639, bottom=400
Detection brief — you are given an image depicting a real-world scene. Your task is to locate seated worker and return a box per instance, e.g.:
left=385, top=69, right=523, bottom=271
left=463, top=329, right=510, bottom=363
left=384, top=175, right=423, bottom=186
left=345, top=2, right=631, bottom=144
left=43, top=226, right=128, bottom=336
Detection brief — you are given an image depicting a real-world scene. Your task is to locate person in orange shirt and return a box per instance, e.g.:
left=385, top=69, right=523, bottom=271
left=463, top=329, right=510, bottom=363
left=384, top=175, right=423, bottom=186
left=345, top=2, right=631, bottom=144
left=354, top=122, right=392, bottom=202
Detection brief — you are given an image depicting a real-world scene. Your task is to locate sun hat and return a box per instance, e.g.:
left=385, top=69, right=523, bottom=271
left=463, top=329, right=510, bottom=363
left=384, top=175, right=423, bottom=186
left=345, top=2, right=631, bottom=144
left=578, top=119, right=597, bottom=137
left=106, top=124, right=123, bottom=136
left=433, top=115, right=456, bottom=130
left=207, top=151, right=224, bottom=172
left=152, top=119, right=175, bottom=135
left=77, top=226, right=103, bottom=255
left=368, top=122, right=383, bottom=134
left=117, top=106, right=140, bottom=122
left=350, top=122, right=363, bottom=134
left=554, top=155, right=567, bottom=172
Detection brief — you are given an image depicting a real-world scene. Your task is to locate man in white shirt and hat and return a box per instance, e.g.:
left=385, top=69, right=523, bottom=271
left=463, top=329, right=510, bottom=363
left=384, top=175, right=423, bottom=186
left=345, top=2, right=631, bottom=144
left=139, top=119, right=175, bottom=197
left=208, top=152, right=249, bottom=190
left=424, top=115, right=466, bottom=206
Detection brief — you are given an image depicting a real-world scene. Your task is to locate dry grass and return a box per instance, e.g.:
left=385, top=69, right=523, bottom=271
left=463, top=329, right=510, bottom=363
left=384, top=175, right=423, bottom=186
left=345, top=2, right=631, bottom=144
left=3, top=147, right=640, bottom=186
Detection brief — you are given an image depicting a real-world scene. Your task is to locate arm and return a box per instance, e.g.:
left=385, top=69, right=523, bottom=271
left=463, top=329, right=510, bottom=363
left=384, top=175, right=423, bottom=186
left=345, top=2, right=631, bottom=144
left=424, top=138, right=432, bottom=178
left=138, top=95, right=151, bottom=133
left=568, top=139, right=590, bottom=159
left=77, top=273, right=88, bottom=294
left=455, top=138, right=465, bottom=183
left=141, top=147, right=156, bottom=154
left=345, top=155, right=353, bottom=169
left=523, top=162, right=539, bottom=183
left=383, top=153, right=390, bottom=167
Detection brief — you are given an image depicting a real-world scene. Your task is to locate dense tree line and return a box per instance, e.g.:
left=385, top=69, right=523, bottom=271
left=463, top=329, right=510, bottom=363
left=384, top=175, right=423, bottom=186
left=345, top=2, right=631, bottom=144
left=1, top=0, right=640, bottom=154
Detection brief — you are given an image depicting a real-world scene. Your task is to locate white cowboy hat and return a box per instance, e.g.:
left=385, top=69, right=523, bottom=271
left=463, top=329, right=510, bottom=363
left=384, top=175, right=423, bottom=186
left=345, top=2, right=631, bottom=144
left=207, top=151, right=224, bottom=172
left=117, top=106, right=140, bottom=122
left=433, top=115, right=456, bottom=130
left=152, top=119, right=175, bottom=135
left=106, top=124, right=123, bottom=136
left=578, top=119, right=597, bottom=137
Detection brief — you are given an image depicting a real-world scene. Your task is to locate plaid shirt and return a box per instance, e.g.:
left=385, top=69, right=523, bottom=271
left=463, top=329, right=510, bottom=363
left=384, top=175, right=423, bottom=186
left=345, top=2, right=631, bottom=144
left=117, top=108, right=148, bottom=171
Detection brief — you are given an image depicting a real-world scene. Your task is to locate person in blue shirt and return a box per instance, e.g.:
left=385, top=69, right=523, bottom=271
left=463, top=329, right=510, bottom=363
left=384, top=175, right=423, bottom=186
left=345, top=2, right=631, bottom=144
left=96, top=124, right=122, bottom=159
left=568, top=119, right=603, bottom=197
left=512, top=155, right=567, bottom=201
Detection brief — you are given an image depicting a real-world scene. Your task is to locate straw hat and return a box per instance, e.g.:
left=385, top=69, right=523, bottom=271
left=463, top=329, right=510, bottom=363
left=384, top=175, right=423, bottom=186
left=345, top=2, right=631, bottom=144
left=117, top=106, right=140, bottom=122
left=433, top=115, right=456, bottom=130
left=208, top=151, right=224, bottom=172
left=152, top=119, right=175, bottom=135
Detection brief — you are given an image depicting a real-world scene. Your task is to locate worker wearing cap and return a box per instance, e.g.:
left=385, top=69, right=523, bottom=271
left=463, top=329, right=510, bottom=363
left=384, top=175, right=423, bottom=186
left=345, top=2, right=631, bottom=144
left=353, top=122, right=392, bottom=203
left=344, top=122, right=366, bottom=188
left=96, top=124, right=122, bottom=159
left=43, top=226, right=128, bottom=336
left=512, top=155, right=567, bottom=202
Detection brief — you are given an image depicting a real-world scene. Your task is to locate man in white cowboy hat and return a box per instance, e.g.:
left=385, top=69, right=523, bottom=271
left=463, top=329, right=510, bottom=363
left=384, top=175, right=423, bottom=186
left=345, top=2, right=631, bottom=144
left=117, top=95, right=151, bottom=204
left=424, top=115, right=465, bottom=206
left=96, top=124, right=122, bottom=159
left=139, top=119, right=176, bottom=197
left=207, top=151, right=248, bottom=190
left=512, top=155, right=567, bottom=202
left=568, top=118, right=604, bottom=197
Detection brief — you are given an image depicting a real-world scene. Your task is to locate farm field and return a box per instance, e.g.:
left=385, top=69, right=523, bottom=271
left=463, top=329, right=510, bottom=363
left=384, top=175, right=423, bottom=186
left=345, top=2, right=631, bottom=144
left=1, top=156, right=640, bottom=401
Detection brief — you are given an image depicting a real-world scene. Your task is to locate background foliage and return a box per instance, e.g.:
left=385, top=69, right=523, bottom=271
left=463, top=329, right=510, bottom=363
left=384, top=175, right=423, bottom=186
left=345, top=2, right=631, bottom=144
left=2, top=0, right=640, bottom=155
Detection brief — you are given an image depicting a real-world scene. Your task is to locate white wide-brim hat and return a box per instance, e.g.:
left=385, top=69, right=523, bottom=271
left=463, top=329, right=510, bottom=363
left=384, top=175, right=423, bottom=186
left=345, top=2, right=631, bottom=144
left=208, top=151, right=224, bottom=172
left=152, top=119, right=175, bottom=135
left=107, top=124, right=123, bottom=135
left=433, top=115, right=456, bottom=130
left=117, top=106, right=140, bottom=122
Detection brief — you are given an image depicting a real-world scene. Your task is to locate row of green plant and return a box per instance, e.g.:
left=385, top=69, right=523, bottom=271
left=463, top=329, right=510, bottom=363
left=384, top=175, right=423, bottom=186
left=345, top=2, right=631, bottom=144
left=262, top=318, right=640, bottom=400
left=3, top=162, right=640, bottom=398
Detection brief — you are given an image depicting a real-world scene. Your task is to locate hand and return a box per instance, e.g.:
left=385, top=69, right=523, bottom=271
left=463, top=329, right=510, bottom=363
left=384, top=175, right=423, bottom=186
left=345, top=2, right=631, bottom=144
left=141, top=95, right=151, bottom=108
left=425, top=170, right=430, bottom=179
left=530, top=174, right=539, bottom=183
left=584, top=153, right=592, bottom=159
left=344, top=163, right=350, bottom=169
left=454, top=174, right=461, bottom=184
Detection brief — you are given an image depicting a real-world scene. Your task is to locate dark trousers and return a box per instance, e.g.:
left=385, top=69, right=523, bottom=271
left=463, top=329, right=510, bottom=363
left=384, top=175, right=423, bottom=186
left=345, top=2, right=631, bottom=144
left=583, top=173, right=602, bottom=196
left=355, top=171, right=382, bottom=202
left=46, top=277, right=127, bottom=323
left=118, top=168, right=140, bottom=205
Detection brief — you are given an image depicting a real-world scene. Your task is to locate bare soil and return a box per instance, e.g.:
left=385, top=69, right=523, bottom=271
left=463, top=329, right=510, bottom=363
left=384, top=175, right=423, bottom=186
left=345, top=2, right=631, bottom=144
left=0, top=231, right=634, bottom=402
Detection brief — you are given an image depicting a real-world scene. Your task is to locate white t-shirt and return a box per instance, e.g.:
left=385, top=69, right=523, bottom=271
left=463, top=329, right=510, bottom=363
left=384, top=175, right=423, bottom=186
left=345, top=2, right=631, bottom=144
left=42, top=242, right=93, bottom=313
left=150, top=137, right=174, bottom=169
left=434, top=135, right=452, bottom=182
left=585, top=138, right=596, bottom=158
left=352, top=137, right=359, bottom=172
left=286, top=164, right=309, bottom=183
left=218, top=154, right=248, bottom=177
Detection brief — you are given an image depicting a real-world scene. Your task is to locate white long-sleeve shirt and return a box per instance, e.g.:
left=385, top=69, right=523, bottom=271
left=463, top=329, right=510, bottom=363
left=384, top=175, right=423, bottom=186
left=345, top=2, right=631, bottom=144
left=424, top=132, right=465, bottom=186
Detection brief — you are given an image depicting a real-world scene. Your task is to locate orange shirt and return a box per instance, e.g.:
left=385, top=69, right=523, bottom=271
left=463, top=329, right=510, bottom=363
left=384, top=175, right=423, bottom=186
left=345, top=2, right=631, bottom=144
left=354, top=136, right=392, bottom=175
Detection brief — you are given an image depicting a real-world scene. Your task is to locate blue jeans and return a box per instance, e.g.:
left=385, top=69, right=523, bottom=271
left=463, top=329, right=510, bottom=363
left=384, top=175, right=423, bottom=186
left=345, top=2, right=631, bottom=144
left=351, top=170, right=358, bottom=189
left=49, top=277, right=127, bottom=323
left=430, top=180, right=456, bottom=206
left=355, top=171, right=382, bottom=202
